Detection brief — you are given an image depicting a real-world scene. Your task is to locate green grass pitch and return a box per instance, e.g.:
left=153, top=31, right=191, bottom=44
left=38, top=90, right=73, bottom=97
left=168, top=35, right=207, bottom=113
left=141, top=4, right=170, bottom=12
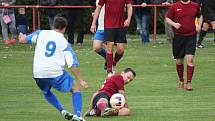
left=0, top=35, right=214, bottom=121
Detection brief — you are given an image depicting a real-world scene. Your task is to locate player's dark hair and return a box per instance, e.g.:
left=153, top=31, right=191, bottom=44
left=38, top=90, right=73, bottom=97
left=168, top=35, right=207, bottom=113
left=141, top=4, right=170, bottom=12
left=123, top=68, right=136, bottom=77
left=53, top=16, right=67, bottom=30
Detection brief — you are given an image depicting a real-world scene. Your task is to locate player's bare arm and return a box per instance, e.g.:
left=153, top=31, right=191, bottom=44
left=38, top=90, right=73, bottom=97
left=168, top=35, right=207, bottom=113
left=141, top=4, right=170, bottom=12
left=165, top=17, right=181, bottom=29
left=90, top=5, right=102, bottom=33
left=118, top=90, right=129, bottom=108
left=70, top=67, right=89, bottom=89
left=124, top=3, right=132, bottom=27
left=197, top=15, right=203, bottom=33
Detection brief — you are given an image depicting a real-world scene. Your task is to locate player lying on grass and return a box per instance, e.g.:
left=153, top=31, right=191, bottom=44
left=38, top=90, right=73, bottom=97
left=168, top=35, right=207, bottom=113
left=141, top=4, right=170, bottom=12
left=19, top=16, right=88, bottom=121
left=85, top=68, right=136, bottom=117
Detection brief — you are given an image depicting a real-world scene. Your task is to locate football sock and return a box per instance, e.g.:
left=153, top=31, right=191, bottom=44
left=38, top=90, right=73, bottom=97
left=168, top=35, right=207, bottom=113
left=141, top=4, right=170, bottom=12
left=97, top=48, right=106, bottom=59
left=43, top=90, right=64, bottom=112
left=197, top=30, right=207, bottom=45
left=106, top=53, right=113, bottom=73
left=113, top=52, right=124, bottom=66
left=187, top=65, right=194, bottom=83
left=97, top=102, right=107, bottom=112
left=72, top=92, right=82, bottom=117
left=176, top=63, right=184, bottom=82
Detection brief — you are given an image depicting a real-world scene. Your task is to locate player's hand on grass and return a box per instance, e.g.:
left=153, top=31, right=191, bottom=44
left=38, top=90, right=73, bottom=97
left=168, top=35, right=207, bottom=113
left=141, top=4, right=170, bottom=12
left=79, top=80, right=89, bottom=89
left=19, top=33, right=27, bottom=44
left=173, top=23, right=181, bottom=29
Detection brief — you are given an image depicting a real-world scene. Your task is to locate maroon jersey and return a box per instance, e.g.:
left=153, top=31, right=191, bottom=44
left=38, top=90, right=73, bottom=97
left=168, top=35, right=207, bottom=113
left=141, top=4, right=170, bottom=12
left=99, top=75, right=125, bottom=98
left=166, top=1, right=200, bottom=36
left=98, top=0, right=132, bottom=28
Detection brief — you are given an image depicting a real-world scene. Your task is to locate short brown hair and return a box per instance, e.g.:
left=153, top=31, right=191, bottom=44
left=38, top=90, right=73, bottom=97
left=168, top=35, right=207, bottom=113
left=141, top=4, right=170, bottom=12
left=53, top=16, right=67, bottom=30
left=123, top=68, right=136, bottom=77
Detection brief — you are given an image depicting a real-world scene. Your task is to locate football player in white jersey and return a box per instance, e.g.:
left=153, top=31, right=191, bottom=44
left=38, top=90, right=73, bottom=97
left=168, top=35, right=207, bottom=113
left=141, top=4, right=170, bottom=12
left=92, top=0, right=107, bottom=71
left=19, top=16, right=88, bottom=121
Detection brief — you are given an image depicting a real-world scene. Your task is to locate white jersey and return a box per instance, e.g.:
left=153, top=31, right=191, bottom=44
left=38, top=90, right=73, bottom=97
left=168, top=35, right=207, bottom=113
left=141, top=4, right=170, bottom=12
left=96, top=0, right=105, bottom=30
left=26, top=30, right=79, bottom=78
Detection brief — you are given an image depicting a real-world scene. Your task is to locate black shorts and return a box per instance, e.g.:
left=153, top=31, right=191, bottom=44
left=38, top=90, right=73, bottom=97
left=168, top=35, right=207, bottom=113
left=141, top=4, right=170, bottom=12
left=202, top=5, right=215, bottom=22
left=172, top=34, right=197, bottom=59
left=104, top=28, right=127, bottom=43
left=92, top=92, right=110, bottom=110
left=203, top=16, right=215, bottom=23
left=203, top=20, right=212, bottom=25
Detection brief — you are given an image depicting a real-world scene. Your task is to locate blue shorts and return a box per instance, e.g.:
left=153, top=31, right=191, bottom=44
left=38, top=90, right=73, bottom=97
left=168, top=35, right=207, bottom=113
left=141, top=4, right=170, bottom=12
left=34, top=71, right=74, bottom=93
left=93, top=30, right=104, bottom=41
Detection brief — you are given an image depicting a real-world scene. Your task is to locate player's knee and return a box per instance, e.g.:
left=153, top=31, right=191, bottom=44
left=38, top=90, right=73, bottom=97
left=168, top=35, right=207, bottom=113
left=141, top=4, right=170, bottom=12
left=187, top=60, right=194, bottom=66
left=97, top=98, right=108, bottom=105
left=106, top=47, right=113, bottom=53
left=176, top=59, right=184, bottom=65
left=186, top=57, right=194, bottom=66
left=202, top=23, right=209, bottom=31
left=116, top=47, right=124, bottom=54
left=71, top=85, right=80, bottom=93
left=211, top=21, right=215, bottom=29
left=116, top=46, right=125, bottom=53
left=118, top=108, right=130, bottom=116
left=93, top=47, right=101, bottom=53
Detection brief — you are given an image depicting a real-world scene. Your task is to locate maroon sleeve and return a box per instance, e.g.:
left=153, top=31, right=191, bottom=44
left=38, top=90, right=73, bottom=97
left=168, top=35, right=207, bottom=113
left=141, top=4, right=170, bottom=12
left=126, top=0, right=132, bottom=4
left=98, top=0, right=105, bottom=6
left=166, top=5, right=175, bottom=20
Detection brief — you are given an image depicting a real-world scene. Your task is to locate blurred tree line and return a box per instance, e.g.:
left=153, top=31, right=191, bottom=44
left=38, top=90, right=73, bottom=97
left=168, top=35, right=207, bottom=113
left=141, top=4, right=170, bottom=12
left=15, top=0, right=167, bottom=34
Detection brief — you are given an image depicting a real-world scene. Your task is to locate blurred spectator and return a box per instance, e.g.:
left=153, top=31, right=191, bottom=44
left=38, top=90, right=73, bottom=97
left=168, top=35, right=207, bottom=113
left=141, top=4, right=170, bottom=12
left=16, top=8, right=28, bottom=35
left=63, top=0, right=85, bottom=45
left=151, top=0, right=174, bottom=44
left=133, top=0, right=151, bottom=44
left=0, top=0, right=17, bottom=45
left=40, top=0, right=60, bottom=29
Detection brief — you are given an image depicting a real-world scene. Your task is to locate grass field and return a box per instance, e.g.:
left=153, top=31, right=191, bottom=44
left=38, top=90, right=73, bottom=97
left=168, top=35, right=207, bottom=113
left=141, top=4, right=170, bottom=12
left=0, top=35, right=214, bottom=121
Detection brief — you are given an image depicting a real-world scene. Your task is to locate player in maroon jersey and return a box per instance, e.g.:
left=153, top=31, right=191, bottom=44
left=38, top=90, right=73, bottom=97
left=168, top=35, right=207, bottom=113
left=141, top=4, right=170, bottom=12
left=90, top=0, right=133, bottom=77
left=165, top=0, right=201, bottom=91
left=84, top=68, right=136, bottom=117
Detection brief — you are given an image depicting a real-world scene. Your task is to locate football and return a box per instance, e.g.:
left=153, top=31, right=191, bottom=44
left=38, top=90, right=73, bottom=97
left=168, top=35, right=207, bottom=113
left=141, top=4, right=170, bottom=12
left=110, top=93, right=125, bottom=109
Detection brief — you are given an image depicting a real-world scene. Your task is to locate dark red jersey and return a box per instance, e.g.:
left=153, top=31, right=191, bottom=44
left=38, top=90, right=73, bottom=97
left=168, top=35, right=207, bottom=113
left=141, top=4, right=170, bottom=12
left=99, top=75, right=125, bottom=98
left=98, top=0, right=132, bottom=28
left=166, top=1, right=201, bottom=36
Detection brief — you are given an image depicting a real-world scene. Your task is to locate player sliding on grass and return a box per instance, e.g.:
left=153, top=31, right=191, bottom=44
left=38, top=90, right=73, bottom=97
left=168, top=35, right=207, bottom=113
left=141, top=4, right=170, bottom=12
left=85, top=68, right=136, bottom=117
left=19, top=16, right=88, bottom=121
